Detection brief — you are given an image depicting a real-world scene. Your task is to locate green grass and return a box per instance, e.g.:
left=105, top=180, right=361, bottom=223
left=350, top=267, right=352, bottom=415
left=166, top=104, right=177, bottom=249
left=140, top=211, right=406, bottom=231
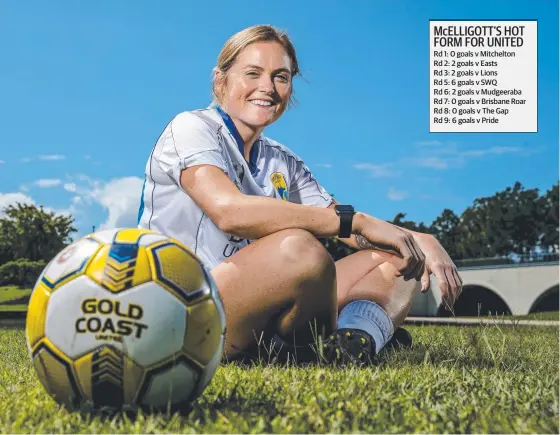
left=0, top=304, right=28, bottom=312
left=0, top=323, right=558, bottom=433
left=0, top=286, right=32, bottom=305
left=446, top=311, right=560, bottom=322
left=510, top=311, right=560, bottom=321
left=0, top=286, right=32, bottom=313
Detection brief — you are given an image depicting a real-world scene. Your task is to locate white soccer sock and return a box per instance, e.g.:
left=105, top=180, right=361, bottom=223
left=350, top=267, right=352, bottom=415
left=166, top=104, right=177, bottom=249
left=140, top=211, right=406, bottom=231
left=337, top=300, right=394, bottom=354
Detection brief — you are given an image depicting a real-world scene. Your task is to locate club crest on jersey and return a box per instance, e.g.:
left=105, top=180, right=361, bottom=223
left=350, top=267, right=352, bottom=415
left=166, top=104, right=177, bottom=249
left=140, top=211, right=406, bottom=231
left=270, top=172, right=288, bottom=201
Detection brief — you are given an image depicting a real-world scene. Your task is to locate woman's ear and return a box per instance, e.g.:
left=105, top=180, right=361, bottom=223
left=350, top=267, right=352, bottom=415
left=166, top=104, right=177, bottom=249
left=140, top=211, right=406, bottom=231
left=212, top=67, right=220, bottom=81
left=213, top=68, right=227, bottom=101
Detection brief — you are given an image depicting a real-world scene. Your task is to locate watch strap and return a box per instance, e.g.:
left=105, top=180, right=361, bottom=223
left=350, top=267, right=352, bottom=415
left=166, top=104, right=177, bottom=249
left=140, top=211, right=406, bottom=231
left=334, top=205, right=355, bottom=238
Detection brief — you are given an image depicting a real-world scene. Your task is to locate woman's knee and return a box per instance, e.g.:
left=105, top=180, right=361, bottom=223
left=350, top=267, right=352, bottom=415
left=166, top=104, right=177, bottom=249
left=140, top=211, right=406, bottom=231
left=338, top=252, right=418, bottom=311
left=277, top=229, right=336, bottom=281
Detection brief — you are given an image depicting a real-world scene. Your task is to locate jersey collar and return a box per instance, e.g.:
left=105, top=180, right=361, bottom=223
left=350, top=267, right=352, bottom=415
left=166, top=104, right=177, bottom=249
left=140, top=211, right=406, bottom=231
left=215, top=105, right=260, bottom=176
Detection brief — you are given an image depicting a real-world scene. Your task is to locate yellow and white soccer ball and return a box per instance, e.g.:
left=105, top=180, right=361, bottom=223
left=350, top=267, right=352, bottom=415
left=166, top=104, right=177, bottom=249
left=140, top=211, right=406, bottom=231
left=25, top=228, right=226, bottom=411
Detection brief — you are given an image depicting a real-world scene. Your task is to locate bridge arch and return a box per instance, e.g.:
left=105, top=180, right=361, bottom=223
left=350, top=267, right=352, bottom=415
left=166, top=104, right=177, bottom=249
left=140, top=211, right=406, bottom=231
left=529, top=285, right=559, bottom=314
left=436, top=284, right=512, bottom=317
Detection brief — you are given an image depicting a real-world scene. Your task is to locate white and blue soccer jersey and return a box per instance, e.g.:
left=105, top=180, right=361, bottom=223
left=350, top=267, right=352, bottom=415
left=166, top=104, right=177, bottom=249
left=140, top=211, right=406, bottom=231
left=137, top=106, right=333, bottom=269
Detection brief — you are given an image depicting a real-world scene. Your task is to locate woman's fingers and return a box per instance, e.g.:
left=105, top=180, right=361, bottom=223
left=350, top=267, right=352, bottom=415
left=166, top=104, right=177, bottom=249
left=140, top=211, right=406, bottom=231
left=394, top=233, right=422, bottom=280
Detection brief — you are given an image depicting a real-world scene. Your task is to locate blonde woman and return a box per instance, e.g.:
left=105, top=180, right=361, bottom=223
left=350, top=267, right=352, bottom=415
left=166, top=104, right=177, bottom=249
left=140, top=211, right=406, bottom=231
left=138, top=25, right=462, bottom=364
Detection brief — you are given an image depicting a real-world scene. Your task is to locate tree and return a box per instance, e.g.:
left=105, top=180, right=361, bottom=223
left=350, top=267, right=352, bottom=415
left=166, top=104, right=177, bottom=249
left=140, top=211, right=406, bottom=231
left=390, top=212, right=431, bottom=234
left=446, top=182, right=541, bottom=259
left=429, top=209, right=461, bottom=259
left=537, top=182, right=559, bottom=254
left=0, top=203, right=76, bottom=264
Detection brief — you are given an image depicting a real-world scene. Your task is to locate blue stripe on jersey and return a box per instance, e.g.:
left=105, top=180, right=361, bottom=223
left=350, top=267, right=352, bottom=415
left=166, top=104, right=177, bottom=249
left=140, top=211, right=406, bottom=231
left=215, top=106, right=259, bottom=176
left=137, top=177, right=146, bottom=224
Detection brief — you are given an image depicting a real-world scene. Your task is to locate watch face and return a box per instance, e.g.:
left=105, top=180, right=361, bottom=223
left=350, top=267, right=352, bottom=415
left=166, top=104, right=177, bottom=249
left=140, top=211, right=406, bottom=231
left=336, top=205, right=354, bottom=213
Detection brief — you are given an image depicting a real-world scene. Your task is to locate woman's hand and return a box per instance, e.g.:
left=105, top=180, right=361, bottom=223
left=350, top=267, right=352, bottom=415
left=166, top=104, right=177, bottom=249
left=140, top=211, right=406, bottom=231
left=353, top=214, right=427, bottom=282
left=415, top=234, right=463, bottom=311
left=353, top=214, right=462, bottom=311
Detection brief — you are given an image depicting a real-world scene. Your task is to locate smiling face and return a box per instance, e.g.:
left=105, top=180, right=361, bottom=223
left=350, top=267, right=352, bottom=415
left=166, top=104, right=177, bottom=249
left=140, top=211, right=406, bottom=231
left=215, top=41, right=293, bottom=137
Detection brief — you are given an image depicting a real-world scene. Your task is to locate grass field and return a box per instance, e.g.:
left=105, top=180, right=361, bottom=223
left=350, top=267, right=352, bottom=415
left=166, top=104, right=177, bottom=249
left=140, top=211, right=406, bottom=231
left=0, top=286, right=31, bottom=313
left=512, top=311, right=559, bottom=321
left=0, top=286, right=32, bottom=304
left=0, top=322, right=558, bottom=433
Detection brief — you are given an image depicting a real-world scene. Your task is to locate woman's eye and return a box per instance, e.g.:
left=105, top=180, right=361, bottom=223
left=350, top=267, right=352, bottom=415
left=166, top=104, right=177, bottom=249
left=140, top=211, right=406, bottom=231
left=276, top=75, right=289, bottom=82
left=246, top=71, right=259, bottom=77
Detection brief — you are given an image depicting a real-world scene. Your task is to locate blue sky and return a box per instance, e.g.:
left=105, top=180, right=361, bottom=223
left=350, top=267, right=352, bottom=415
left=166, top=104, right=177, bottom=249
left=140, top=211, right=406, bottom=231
left=0, top=0, right=558, bottom=237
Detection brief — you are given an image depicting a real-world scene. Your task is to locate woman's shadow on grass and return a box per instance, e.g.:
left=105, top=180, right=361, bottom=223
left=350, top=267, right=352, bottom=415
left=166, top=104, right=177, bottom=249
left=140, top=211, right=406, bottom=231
left=219, top=333, right=523, bottom=370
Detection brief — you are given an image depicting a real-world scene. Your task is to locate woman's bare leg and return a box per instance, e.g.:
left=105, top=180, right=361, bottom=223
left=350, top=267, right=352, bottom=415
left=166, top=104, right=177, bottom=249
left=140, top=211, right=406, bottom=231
left=335, top=250, right=420, bottom=329
left=307, top=249, right=420, bottom=363
left=210, top=229, right=338, bottom=359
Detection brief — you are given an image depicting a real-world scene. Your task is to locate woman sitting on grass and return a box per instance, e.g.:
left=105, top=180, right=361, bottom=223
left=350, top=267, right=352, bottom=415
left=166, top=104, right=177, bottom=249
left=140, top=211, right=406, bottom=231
left=137, top=24, right=463, bottom=364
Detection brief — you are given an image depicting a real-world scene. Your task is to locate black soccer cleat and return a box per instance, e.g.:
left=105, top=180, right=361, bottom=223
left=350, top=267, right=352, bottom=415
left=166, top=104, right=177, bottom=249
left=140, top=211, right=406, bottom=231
left=320, top=328, right=376, bottom=366
left=385, top=327, right=413, bottom=351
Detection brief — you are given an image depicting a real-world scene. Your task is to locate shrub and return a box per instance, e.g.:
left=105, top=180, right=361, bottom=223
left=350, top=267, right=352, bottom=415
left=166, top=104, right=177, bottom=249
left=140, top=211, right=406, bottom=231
left=0, top=259, right=46, bottom=287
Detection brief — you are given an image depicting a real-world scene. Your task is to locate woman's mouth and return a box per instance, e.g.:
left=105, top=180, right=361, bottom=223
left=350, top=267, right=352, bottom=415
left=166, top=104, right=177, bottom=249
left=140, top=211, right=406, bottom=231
left=249, top=99, right=275, bottom=108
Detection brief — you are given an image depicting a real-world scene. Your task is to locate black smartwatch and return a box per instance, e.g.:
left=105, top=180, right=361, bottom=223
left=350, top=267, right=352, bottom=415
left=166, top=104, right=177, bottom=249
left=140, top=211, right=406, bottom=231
left=334, top=205, right=355, bottom=238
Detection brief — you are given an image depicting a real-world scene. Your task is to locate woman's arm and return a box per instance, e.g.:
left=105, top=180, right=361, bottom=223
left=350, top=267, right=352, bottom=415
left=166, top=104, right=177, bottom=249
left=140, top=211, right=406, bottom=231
left=180, top=164, right=426, bottom=281
left=181, top=164, right=344, bottom=239
left=327, top=200, right=434, bottom=250
left=326, top=200, right=462, bottom=301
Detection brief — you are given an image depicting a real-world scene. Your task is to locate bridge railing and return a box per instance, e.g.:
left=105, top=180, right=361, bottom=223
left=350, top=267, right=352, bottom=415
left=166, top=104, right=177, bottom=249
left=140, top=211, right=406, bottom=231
left=455, top=253, right=559, bottom=269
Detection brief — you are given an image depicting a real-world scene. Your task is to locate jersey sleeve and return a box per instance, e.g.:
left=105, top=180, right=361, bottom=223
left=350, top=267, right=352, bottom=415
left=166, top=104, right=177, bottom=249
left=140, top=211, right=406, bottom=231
left=288, top=158, right=334, bottom=207
left=155, top=112, right=226, bottom=186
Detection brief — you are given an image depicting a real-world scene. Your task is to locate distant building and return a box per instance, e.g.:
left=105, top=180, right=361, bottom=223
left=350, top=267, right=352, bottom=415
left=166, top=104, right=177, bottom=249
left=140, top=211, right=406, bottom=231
left=410, top=255, right=559, bottom=317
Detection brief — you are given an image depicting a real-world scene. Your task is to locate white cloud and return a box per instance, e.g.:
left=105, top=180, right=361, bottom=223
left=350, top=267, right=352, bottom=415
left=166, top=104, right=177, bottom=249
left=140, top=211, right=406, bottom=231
left=36, top=174, right=143, bottom=233
left=430, top=145, right=461, bottom=156
left=1, top=174, right=143, bottom=235
left=34, top=178, right=62, bottom=188
left=64, top=183, right=77, bottom=193
left=488, top=146, right=524, bottom=155
left=460, top=146, right=524, bottom=157
left=316, top=164, right=332, bottom=169
left=459, top=150, right=486, bottom=158
left=89, top=176, right=144, bottom=229
left=406, top=143, right=526, bottom=171
left=47, top=206, right=75, bottom=218
left=77, top=173, right=95, bottom=183
left=0, top=191, right=77, bottom=218
left=0, top=192, right=36, bottom=217
left=387, top=188, right=408, bottom=201
left=354, top=163, right=400, bottom=178
left=39, top=154, right=65, bottom=161
left=416, top=140, right=443, bottom=147
left=415, top=157, right=449, bottom=169
left=21, top=155, right=66, bottom=163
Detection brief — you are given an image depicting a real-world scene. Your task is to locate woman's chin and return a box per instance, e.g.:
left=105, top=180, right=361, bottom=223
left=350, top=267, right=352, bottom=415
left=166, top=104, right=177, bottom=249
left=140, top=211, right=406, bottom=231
left=242, top=114, right=276, bottom=129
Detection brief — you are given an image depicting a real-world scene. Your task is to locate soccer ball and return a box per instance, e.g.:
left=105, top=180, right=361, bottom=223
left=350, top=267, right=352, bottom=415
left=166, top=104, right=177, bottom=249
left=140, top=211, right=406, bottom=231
left=25, top=228, right=226, bottom=411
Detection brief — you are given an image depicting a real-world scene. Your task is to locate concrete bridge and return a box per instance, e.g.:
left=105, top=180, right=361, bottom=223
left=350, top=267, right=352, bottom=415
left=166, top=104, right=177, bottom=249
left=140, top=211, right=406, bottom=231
left=409, top=256, right=559, bottom=317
